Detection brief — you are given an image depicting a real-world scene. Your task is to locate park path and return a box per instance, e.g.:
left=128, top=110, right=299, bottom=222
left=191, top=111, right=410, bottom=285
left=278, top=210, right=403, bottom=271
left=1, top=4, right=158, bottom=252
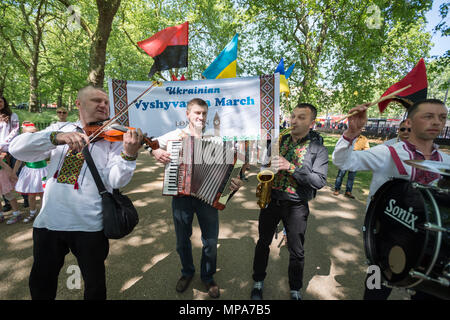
left=0, top=150, right=408, bottom=300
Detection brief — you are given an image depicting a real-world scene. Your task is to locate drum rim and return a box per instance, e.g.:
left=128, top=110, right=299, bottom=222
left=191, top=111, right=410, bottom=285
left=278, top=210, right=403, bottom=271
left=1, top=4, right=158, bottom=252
left=413, top=187, right=443, bottom=283
left=363, top=179, right=441, bottom=287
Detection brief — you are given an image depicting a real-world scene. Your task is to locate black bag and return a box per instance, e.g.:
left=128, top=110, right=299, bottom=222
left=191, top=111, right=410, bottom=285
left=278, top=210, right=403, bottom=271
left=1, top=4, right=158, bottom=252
left=82, top=147, right=139, bottom=239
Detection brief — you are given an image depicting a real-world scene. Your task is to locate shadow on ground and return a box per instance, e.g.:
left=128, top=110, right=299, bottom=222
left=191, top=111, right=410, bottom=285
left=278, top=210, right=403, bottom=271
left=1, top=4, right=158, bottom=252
left=0, top=151, right=409, bottom=300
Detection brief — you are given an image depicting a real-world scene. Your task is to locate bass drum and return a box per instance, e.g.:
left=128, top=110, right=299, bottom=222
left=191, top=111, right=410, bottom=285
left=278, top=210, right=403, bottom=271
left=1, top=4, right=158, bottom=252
left=364, top=178, right=450, bottom=299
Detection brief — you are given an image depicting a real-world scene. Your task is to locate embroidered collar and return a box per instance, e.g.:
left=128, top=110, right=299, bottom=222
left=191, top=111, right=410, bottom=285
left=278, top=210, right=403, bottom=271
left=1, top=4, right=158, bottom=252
left=287, top=132, right=310, bottom=146
left=403, top=140, right=440, bottom=157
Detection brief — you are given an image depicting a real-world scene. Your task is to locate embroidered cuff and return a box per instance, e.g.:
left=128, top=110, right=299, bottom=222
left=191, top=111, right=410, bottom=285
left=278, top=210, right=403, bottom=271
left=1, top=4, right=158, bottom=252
left=50, top=131, right=62, bottom=146
left=288, top=163, right=296, bottom=174
left=121, top=151, right=138, bottom=161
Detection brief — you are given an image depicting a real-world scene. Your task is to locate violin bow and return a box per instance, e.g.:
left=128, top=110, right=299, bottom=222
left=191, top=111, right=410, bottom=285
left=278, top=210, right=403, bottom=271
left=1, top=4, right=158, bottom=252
left=88, top=80, right=163, bottom=142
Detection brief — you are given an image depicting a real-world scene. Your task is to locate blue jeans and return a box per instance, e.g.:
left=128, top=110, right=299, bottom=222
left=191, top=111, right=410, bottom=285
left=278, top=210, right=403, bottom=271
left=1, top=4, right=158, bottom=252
left=334, top=169, right=356, bottom=193
left=172, top=196, right=219, bottom=283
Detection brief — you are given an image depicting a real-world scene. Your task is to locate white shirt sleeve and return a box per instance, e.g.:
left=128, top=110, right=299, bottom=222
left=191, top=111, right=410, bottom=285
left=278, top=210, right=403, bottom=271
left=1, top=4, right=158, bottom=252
left=9, top=131, right=55, bottom=162
left=101, top=141, right=136, bottom=189
left=332, top=135, right=390, bottom=172
left=156, top=128, right=183, bottom=150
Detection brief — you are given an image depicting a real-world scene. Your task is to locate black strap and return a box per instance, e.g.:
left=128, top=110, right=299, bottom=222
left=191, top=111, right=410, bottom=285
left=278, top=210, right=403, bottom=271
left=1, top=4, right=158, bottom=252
left=82, top=145, right=107, bottom=195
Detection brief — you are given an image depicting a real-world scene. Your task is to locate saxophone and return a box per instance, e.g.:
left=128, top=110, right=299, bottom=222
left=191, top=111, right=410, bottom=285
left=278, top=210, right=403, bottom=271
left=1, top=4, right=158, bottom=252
left=256, top=169, right=275, bottom=209
left=256, top=128, right=291, bottom=209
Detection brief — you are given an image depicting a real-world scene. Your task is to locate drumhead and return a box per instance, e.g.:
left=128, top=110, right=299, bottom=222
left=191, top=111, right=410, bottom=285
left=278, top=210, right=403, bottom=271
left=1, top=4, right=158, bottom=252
left=364, top=179, right=433, bottom=287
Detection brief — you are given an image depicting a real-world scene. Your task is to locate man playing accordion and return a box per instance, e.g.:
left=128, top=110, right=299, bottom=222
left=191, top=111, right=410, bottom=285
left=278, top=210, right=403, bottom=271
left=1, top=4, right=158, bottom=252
left=150, top=98, right=243, bottom=299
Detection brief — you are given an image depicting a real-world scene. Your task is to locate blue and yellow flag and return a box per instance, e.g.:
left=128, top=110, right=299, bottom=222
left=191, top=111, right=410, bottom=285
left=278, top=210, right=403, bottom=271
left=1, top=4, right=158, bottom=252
left=202, top=34, right=238, bottom=79
left=275, top=58, right=295, bottom=95
left=285, top=62, right=296, bottom=79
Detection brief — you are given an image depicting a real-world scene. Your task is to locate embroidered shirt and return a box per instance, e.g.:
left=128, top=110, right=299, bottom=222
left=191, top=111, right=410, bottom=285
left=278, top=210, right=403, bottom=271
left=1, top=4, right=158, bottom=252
left=332, top=137, right=449, bottom=209
left=272, top=135, right=310, bottom=195
left=9, top=121, right=136, bottom=232
left=402, top=140, right=441, bottom=185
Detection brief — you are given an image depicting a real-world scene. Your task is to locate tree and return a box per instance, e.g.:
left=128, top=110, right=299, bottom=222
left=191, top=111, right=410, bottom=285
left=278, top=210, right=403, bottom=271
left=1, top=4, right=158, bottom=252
left=238, top=0, right=433, bottom=115
left=0, top=0, right=55, bottom=112
left=57, top=0, right=121, bottom=88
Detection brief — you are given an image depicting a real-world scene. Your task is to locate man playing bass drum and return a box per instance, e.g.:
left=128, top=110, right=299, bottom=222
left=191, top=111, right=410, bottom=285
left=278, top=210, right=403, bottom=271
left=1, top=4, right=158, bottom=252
left=332, top=98, right=449, bottom=299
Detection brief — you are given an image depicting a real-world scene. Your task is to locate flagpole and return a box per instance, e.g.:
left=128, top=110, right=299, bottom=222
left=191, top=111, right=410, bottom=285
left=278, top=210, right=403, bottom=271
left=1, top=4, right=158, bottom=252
left=337, top=84, right=412, bottom=122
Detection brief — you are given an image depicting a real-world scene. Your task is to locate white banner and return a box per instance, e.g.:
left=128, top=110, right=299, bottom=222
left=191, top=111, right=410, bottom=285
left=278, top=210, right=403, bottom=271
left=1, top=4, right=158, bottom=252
left=107, top=75, right=280, bottom=141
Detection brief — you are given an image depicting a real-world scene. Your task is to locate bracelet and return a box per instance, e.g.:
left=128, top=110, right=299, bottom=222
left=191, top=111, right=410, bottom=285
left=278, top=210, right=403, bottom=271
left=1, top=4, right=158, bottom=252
left=121, top=151, right=138, bottom=161
left=50, top=131, right=62, bottom=146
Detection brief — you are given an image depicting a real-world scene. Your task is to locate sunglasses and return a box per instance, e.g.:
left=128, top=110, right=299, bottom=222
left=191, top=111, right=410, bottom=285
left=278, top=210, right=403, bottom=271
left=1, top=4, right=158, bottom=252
left=399, top=128, right=411, bottom=132
left=57, top=111, right=67, bottom=114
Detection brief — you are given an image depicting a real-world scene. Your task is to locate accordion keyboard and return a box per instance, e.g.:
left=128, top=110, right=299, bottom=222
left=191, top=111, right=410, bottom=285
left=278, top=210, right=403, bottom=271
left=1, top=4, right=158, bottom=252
left=163, top=140, right=182, bottom=195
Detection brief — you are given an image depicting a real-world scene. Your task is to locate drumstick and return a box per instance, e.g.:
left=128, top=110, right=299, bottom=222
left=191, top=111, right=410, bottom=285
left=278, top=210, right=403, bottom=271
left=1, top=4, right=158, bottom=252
left=337, top=84, right=412, bottom=122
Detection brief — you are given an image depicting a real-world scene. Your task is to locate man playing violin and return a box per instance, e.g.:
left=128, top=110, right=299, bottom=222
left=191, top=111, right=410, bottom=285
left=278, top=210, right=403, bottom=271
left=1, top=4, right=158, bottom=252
left=10, top=85, right=143, bottom=300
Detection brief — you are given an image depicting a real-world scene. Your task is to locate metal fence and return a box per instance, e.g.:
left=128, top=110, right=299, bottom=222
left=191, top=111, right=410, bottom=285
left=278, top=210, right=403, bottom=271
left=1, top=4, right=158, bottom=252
left=317, top=125, right=450, bottom=145
left=34, top=122, right=53, bottom=131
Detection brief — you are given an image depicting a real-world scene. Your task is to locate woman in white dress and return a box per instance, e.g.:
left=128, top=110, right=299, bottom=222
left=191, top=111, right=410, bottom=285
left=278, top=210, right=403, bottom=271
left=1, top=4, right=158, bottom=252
left=13, top=123, right=47, bottom=223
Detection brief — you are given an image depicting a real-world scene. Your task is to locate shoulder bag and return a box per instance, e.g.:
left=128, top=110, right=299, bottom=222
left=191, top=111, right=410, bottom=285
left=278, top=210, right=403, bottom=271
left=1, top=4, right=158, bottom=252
left=82, top=146, right=139, bottom=239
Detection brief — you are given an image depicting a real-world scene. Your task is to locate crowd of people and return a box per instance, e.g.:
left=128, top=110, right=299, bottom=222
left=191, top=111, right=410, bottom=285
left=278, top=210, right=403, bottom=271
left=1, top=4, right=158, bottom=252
left=0, top=89, right=448, bottom=301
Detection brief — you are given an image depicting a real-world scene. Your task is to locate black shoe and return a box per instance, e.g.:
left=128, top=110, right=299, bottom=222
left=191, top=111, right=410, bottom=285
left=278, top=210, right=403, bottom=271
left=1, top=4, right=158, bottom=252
left=176, top=275, right=193, bottom=293
left=290, top=290, right=302, bottom=300
left=204, top=280, right=220, bottom=298
left=3, top=203, right=12, bottom=212
left=251, top=288, right=263, bottom=300
left=251, top=282, right=264, bottom=300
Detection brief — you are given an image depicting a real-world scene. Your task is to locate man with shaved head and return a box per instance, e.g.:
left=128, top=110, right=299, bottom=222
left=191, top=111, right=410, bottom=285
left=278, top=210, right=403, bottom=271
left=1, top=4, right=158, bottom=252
left=10, top=85, right=144, bottom=300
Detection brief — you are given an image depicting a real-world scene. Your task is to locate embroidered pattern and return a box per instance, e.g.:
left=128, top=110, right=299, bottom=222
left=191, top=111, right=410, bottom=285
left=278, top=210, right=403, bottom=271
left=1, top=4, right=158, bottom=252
left=50, top=131, right=61, bottom=145
left=259, top=75, right=275, bottom=140
left=56, top=150, right=85, bottom=186
left=120, top=151, right=137, bottom=161
left=272, top=136, right=310, bottom=195
left=112, top=79, right=130, bottom=126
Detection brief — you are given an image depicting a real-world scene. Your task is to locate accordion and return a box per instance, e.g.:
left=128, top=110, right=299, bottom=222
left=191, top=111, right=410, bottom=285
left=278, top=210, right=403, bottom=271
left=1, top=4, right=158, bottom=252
left=163, top=136, right=245, bottom=210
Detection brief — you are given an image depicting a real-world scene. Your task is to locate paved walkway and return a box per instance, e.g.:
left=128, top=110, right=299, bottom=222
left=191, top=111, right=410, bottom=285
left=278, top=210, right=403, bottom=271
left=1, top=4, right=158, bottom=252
left=0, top=151, right=408, bottom=300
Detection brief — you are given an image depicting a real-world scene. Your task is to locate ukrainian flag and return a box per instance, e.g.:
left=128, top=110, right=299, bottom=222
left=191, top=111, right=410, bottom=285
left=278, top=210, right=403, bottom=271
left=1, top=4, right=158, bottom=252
left=285, top=62, right=296, bottom=79
left=275, top=58, right=290, bottom=95
left=202, top=34, right=238, bottom=79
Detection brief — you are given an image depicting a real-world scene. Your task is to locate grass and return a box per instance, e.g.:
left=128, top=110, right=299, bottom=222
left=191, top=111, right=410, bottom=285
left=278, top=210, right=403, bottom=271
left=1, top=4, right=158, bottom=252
left=12, top=108, right=79, bottom=126
left=322, top=133, right=373, bottom=202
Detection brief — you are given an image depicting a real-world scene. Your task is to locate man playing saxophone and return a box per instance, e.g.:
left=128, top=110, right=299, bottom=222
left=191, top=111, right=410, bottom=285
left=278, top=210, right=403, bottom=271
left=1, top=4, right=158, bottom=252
left=250, top=103, right=329, bottom=300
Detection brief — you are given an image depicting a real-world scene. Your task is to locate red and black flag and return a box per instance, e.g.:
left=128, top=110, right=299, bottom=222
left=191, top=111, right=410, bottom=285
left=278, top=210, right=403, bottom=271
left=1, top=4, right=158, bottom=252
left=171, top=74, right=186, bottom=81
left=378, top=58, right=428, bottom=113
left=138, top=22, right=189, bottom=78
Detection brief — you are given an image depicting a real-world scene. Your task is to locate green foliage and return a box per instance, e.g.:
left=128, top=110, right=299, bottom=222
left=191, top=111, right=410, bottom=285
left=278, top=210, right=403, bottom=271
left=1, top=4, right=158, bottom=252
left=0, top=0, right=445, bottom=120
left=12, top=108, right=79, bottom=125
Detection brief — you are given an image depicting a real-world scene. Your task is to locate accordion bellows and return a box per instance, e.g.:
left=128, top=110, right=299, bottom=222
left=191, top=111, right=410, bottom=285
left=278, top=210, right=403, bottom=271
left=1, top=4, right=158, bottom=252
left=163, top=136, right=245, bottom=210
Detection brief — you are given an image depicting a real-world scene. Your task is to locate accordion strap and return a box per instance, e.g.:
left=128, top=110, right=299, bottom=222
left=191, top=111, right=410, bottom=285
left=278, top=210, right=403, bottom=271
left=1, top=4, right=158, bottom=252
left=82, top=146, right=108, bottom=195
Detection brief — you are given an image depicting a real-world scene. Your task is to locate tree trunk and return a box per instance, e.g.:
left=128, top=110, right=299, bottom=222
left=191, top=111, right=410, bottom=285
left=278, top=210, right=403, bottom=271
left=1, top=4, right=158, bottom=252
left=28, top=54, right=39, bottom=112
left=68, top=94, right=72, bottom=111
left=88, top=0, right=121, bottom=88
left=57, top=80, right=64, bottom=108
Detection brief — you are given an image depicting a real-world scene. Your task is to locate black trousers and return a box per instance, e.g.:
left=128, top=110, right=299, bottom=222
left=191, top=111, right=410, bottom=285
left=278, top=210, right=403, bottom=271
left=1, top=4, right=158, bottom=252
left=29, top=228, right=109, bottom=300
left=252, top=199, right=309, bottom=290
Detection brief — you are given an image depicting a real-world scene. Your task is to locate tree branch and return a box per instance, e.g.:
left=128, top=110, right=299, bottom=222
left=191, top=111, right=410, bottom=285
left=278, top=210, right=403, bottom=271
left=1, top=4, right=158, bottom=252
left=57, top=0, right=94, bottom=38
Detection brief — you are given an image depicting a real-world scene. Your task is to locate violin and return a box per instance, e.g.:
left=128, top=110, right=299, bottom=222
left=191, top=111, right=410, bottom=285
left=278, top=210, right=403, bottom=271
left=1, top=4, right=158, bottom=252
left=83, top=122, right=160, bottom=150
